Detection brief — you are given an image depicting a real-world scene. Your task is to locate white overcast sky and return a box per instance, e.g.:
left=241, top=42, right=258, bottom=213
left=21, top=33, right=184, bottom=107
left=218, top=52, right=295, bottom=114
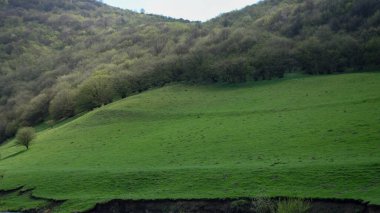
left=103, top=0, right=261, bottom=22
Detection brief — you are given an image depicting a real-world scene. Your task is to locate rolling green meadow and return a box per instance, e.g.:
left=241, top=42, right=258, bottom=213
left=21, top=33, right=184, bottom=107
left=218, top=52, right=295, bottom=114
left=0, top=73, right=379, bottom=212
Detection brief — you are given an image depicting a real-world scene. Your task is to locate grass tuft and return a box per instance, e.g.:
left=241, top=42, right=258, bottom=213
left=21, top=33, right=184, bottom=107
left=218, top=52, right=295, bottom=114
left=277, top=199, right=310, bottom=213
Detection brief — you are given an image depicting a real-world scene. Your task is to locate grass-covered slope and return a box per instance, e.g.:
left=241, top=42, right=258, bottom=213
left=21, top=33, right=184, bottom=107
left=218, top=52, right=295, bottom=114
left=0, top=73, right=380, bottom=212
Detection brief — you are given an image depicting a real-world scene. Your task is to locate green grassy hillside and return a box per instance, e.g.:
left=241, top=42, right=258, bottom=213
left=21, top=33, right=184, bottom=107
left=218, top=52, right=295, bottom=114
left=0, top=73, right=380, bottom=212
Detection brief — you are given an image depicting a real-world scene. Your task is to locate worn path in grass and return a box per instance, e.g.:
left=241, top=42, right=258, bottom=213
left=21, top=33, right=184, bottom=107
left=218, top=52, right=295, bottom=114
left=0, top=73, right=379, bottom=212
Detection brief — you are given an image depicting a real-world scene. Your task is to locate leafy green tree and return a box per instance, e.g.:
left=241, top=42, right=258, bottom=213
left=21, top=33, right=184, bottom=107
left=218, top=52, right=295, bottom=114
left=76, top=72, right=115, bottom=111
left=21, top=93, right=50, bottom=126
left=15, top=127, right=36, bottom=150
left=112, top=72, right=138, bottom=99
left=296, top=34, right=361, bottom=74
left=5, top=120, right=19, bottom=139
left=364, top=37, right=380, bottom=68
left=49, top=89, right=76, bottom=121
left=212, top=57, right=250, bottom=83
left=0, top=118, right=6, bottom=142
left=252, top=37, right=296, bottom=80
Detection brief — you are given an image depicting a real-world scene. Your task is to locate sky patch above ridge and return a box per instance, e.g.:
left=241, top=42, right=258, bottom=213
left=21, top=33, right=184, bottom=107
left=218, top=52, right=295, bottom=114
left=103, top=0, right=261, bottom=22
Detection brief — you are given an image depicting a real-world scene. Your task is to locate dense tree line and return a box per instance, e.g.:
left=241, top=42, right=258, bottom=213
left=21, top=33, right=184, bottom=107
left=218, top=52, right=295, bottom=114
left=0, top=0, right=379, bottom=143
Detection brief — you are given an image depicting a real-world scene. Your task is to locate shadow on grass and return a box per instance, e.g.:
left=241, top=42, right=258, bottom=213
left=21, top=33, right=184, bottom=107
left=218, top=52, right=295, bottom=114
left=0, top=149, right=27, bottom=161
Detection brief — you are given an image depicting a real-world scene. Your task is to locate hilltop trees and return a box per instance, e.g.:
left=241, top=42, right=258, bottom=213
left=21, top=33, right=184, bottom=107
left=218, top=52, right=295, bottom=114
left=15, top=127, right=36, bottom=150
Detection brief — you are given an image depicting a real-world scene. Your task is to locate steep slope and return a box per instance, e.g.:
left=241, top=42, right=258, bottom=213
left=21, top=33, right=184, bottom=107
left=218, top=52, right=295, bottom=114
left=0, top=0, right=200, bottom=141
left=0, top=73, right=379, bottom=212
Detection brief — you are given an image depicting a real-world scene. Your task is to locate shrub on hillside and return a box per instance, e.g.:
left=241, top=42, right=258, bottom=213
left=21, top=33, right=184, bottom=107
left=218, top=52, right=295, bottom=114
left=15, top=127, right=36, bottom=150
left=45, top=120, right=55, bottom=128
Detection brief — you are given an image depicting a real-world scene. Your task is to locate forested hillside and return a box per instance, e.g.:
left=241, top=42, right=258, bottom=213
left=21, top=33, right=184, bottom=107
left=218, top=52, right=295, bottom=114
left=0, top=0, right=379, bottom=143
